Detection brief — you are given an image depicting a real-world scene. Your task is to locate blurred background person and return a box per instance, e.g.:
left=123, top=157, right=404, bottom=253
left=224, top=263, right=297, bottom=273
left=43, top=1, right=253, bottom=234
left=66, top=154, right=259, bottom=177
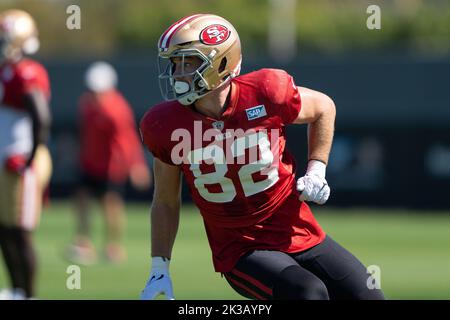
left=65, top=61, right=151, bottom=265
left=0, top=9, right=52, bottom=299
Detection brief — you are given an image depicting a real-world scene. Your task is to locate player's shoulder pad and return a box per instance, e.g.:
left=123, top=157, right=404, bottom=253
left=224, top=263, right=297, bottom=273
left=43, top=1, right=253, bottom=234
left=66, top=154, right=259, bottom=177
left=16, top=58, right=48, bottom=80
left=244, top=68, right=294, bottom=105
left=139, top=100, right=181, bottom=137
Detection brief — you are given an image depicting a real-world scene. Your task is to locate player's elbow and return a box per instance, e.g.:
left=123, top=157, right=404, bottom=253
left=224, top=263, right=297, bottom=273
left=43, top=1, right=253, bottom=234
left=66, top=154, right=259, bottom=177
left=306, top=93, right=336, bottom=125
left=295, top=88, right=336, bottom=124
left=318, top=94, right=336, bottom=120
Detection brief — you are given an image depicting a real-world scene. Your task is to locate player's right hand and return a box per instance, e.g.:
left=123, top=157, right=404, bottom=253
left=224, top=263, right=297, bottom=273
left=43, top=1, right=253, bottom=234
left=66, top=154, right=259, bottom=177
left=140, top=256, right=175, bottom=300
left=5, top=154, right=28, bottom=174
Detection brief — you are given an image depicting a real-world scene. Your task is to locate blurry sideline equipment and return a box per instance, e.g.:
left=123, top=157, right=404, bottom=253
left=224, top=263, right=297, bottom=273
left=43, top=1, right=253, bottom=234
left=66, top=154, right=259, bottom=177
left=0, top=9, right=52, bottom=299
left=65, top=61, right=151, bottom=265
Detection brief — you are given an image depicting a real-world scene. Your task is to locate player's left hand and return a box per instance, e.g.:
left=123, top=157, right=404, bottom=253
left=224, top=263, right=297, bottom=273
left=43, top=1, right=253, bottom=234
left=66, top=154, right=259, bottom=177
left=140, top=257, right=175, bottom=300
left=297, top=160, right=330, bottom=205
left=130, top=164, right=152, bottom=191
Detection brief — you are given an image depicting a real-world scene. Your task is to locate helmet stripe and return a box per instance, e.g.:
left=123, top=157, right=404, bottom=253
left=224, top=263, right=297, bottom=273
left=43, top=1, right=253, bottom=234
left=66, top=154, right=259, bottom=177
left=159, top=14, right=203, bottom=50
left=158, top=18, right=186, bottom=48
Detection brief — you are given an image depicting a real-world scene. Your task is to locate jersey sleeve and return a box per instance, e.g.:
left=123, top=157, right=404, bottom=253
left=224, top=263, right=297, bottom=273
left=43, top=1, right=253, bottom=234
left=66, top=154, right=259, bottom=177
left=139, top=108, right=176, bottom=166
left=18, top=61, right=51, bottom=100
left=263, top=69, right=301, bottom=125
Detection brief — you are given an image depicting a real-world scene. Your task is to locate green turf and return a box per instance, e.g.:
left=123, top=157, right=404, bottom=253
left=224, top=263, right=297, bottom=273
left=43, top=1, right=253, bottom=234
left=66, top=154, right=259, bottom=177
left=0, top=201, right=449, bottom=299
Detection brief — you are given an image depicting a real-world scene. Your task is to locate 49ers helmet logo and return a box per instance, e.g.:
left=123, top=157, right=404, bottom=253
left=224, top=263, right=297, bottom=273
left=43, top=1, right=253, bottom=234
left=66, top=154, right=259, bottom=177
left=200, top=24, right=230, bottom=45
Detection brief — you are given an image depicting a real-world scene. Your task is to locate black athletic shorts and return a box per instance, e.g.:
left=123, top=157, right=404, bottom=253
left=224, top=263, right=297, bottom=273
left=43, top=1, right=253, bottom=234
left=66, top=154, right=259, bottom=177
left=80, top=171, right=125, bottom=198
left=224, top=235, right=385, bottom=300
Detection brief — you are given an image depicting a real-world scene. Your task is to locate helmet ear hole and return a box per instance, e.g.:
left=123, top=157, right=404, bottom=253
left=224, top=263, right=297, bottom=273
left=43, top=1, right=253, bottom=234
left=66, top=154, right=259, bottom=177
left=218, top=57, right=227, bottom=73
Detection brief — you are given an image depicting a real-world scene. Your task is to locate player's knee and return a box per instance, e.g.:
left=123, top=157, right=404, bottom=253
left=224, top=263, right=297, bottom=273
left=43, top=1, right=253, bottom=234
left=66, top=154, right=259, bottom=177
left=305, top=280, right=329, bottom=300
left=273, top=265, right=329, bottom=300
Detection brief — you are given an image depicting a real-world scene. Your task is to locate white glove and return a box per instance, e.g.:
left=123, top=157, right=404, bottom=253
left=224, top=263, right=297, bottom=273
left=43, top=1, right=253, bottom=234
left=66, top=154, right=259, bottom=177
left=140, top=256, right=175, bottom=300
left=297, top=160, right=330, bottom=205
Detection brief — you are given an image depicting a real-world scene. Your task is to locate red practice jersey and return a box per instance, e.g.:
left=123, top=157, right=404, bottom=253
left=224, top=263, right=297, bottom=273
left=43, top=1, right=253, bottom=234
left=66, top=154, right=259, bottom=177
left=140, top=69, right=325, bottom=272
left=0, top=59, right=51, bottom=168
left=0, top=58, right=50, bottom=111
left=79, top=89, right=146, bottom=183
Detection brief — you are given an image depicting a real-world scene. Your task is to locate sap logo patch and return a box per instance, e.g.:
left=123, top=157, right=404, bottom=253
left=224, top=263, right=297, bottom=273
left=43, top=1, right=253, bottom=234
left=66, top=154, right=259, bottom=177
left=245, top=105, right=267, bottom=121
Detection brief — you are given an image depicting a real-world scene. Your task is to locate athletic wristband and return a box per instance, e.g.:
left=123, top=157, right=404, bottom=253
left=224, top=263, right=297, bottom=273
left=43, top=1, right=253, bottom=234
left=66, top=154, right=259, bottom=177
left=151, top=256, right=170, bottom=272
left=306, top=160, right=326, bottom=179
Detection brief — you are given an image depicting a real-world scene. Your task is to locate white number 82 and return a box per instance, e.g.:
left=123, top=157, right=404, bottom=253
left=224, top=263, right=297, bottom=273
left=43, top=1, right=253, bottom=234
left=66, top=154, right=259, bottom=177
left=187, top=131, right=279, bottom=203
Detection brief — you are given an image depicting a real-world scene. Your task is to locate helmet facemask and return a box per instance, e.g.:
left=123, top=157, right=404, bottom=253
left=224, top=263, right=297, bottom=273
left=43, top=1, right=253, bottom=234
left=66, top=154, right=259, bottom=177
left=158, top=49, right=217, bottom=105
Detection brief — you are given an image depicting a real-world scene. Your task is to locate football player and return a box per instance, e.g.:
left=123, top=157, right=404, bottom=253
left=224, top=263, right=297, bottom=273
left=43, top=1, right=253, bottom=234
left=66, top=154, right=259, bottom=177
left=0, top=9, right=52, bottom=299
left=65, top=62, right=151, bottom=265
left=140, top=14, right=385, bottom=300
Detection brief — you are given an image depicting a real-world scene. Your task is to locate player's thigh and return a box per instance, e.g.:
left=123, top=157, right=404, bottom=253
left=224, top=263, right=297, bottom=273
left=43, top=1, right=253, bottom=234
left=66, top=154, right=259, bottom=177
left=0, top=146, right=50, bottom=230
left=0, top=168, right=40, bottom=230
left=0, top=169, right=22, bottom=226
left=34, top=144, right=52, bottom=190
left=296, top=235, right=385, bottom=300
left=224, top=250, right=329, bottom=300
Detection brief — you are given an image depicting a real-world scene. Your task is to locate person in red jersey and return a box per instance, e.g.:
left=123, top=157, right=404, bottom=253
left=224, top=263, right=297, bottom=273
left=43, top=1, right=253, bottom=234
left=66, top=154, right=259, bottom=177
left=0, top=9, right=52, bottom=299
left=65, top=61, right=151, bottom=265
left=140, top=14, right=385, bottom=300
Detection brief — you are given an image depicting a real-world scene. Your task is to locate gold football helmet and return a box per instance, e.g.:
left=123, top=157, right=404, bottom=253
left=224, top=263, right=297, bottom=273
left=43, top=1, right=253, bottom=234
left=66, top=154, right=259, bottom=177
left=157, top=14, right=242, bottom=105
left=0, top=9, right=39, bottom=62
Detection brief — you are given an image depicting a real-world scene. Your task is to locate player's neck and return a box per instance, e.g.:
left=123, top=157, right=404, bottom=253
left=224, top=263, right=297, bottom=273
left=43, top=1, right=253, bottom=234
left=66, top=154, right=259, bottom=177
left=193, top=84, right=231, bottom=119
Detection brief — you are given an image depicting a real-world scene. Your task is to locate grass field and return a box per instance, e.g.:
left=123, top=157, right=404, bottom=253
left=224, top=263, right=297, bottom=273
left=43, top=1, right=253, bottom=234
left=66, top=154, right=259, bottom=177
left=1, top=201, right=449, bottom=300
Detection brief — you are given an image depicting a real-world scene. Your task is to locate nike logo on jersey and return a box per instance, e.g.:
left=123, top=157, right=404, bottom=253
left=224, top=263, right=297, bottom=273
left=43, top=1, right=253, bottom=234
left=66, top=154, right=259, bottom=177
left=246, top=105, right=267, bottom=120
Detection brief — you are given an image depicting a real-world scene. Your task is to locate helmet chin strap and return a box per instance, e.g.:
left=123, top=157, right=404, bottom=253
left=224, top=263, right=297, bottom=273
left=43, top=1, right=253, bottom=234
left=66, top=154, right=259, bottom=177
left=178, top=92, right=199, bottom=105
left=175, top=74, right=234, bottom=106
